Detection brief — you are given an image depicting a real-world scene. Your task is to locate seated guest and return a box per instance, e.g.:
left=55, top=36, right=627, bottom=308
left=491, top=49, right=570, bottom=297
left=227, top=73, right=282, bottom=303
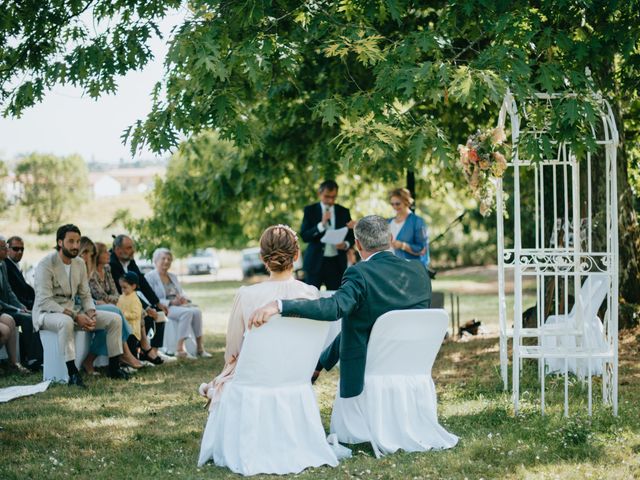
left=198, top=225, right=318, bottom=408
left=78, top=237, right=142, bottom=374
left=0, top=312, right=29, bottom=373
left=110, top=234, right=168, bottom=364
left=146, top=248, right=210, bottom=358
left=117, top=272, right=145, bottom=358
left=5, top=236, right=35, bottom=310
left=388, top=187, right=429, bottom=266
left=249, top=215, right=432, bottom=398
left=33, top=224, right=128, bottom=387
left=0, top=236, right=42, bottom=370
left=90, top=242, right=121, bottom=305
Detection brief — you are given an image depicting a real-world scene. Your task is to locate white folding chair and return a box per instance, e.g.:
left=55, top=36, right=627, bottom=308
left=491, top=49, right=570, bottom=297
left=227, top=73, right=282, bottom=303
left=330, top=309, right=459, bottom=457
left=40, top=330, right=91, bottom=382
left=198, top=315, right=338, bottom=476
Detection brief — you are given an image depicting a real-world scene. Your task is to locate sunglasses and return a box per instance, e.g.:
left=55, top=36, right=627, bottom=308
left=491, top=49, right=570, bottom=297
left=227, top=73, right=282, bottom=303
left=10, top=247, right=24, bottom=252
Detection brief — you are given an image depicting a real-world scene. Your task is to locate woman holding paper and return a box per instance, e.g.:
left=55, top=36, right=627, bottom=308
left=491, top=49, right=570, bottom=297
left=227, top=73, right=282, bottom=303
left=388, top=187, right=430, bottom=266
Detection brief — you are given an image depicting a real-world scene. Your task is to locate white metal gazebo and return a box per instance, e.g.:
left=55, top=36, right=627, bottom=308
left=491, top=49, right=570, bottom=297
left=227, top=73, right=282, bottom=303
left=496, top=91, right=619, bottom=416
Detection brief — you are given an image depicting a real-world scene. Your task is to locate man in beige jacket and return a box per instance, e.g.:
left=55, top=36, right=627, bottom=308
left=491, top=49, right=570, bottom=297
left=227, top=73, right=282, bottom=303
left=33, top=224, right=127, bottom=387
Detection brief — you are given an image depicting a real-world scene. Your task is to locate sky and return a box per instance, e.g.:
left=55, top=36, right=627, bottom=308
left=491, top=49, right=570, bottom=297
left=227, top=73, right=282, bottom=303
left=0, top=10, right=186, bottom=165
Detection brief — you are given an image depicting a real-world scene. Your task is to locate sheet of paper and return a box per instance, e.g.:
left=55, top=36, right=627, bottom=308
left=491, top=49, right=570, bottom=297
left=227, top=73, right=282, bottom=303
left=321, top=227, right=348, bottom=245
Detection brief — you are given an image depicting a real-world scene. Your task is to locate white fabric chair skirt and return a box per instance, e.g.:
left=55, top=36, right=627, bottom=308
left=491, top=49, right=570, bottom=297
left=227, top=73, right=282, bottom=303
left=161, top=317, right=197, bottom=356
left=40, top=329, right=90, bottom=382
left=330, top=309, right=458, bottom=457
left=198, top=316, right=339, bottom=475
left=542, top=273, right=610, bottom=377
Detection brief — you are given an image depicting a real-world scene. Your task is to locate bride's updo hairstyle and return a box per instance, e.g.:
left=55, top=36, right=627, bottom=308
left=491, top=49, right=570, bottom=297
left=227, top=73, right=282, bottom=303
left=259, top=225, right=299, bottom=272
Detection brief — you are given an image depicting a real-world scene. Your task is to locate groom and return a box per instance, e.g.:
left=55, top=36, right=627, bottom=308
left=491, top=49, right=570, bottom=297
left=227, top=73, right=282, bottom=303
left=249, top=215, right=432, bottom=398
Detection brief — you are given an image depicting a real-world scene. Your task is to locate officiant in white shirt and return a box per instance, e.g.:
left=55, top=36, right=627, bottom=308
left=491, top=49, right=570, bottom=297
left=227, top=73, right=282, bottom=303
left=300, top=180, right=355, bottom=290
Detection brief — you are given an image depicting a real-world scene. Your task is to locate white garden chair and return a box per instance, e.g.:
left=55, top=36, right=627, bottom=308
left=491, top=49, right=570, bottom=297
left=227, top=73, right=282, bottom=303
left=198, top=315, right=339, bottom=476
left=330, top=309, right=459, bottom=457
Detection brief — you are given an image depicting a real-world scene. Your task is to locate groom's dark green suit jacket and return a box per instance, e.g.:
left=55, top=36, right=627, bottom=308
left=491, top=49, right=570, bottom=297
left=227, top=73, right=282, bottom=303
left=281, top=250, right=431, bottom=398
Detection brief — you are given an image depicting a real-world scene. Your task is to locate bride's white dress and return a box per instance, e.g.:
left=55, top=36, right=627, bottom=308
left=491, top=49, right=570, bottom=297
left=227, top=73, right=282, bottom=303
left=199, top=278, right=319, bottom=409
left=197, top=278, right=345, bottom=474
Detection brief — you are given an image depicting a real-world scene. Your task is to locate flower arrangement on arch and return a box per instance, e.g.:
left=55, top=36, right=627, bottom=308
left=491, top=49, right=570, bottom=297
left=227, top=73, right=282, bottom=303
left=458, top=126, right=509, bottom=216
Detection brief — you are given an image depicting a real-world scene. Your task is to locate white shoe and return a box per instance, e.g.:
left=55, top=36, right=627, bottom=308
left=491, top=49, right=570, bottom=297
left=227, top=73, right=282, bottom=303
left=176, top=351, right=197, bottom=360
left=197, top=350, right=213, bottom=358
left=141, top=360, right=156, bottom=368
left=157, top=351, right=177, bottom=362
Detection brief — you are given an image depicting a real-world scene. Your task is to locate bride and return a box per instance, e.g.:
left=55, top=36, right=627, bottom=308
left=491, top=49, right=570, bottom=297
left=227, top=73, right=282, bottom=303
left=197, top=224, right=319, bottom=410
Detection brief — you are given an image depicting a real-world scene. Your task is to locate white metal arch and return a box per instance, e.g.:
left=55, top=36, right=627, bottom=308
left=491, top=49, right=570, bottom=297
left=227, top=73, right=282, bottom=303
left=496, top=91, right=619, bottom=416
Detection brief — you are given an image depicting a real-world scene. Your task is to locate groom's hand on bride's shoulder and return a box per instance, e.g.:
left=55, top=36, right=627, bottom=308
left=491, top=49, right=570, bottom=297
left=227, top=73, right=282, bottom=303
left=249, top=301, right=280, bottom=329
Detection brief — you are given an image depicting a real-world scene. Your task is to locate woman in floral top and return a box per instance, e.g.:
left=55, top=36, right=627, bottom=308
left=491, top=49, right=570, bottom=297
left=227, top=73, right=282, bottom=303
left=89, top=242, right=120, bottom=304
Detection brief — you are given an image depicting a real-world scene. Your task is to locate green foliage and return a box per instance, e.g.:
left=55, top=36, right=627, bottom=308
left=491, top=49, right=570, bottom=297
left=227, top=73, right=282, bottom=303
left=0, top=159, right=9, bottom=212
left=0, top=0, right=180, bottom=117
left=2, top=2, right=640, bottom=296
left=15, top=153, right=89, bottom=234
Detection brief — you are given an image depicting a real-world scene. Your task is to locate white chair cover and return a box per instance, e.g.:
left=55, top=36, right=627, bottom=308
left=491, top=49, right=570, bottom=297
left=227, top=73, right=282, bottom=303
left=40, top=330, right=90, bottom=382
left=543, top=273, right=610, bottom=376
left=198, top=315, right=339, bottom=475
left=319, top=290, right=341, bottom=350
left=330, top=309, right=459, bottom=457
left=161, top=317, right=197, bottom=356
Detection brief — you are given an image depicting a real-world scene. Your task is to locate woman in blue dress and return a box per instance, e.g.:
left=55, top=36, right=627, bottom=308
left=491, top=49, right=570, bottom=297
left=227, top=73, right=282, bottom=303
left=388, top=187, right=429, bottom=266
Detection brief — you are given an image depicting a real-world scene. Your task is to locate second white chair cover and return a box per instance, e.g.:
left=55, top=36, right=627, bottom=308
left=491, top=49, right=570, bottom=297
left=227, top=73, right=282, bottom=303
left=198, top=315, right=339, bottom=475
left=330, top=309, right=459, bottom=457
left=543, top=273, right=610, bottom=376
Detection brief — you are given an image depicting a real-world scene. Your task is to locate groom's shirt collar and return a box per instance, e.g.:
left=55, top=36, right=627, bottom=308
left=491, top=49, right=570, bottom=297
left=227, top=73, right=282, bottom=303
left=364, top=250, right=388, bottom=262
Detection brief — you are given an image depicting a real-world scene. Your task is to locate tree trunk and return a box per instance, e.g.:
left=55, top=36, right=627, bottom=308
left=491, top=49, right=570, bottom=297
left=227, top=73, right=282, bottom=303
left=406, top=170, right=416, bottom=212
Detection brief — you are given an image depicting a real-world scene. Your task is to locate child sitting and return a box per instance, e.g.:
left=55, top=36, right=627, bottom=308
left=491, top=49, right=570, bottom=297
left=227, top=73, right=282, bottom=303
left=117, top=272, right=144, bottom=358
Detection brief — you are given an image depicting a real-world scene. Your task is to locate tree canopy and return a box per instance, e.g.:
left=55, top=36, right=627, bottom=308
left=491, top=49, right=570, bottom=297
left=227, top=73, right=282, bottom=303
left=2, top=1, right=639, bottom=320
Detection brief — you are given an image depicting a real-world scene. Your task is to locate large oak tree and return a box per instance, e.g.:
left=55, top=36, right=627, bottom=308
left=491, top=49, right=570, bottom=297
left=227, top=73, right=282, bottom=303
left=2, top=1, right=639, bottom=325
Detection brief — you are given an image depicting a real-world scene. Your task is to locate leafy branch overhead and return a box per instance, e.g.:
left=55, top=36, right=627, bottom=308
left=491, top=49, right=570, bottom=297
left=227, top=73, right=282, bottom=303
left=3, top=2, right=640, bottom=253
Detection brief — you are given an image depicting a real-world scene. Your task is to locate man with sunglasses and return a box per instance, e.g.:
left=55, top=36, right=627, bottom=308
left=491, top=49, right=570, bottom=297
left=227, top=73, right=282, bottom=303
left=0, top=236, right=42, bottom=369
left=6, top=236, right=35, bottom=310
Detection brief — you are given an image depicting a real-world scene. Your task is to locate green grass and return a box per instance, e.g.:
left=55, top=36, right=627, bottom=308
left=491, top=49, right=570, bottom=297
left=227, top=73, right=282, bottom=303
left=1, top=277, right=639, bottom=479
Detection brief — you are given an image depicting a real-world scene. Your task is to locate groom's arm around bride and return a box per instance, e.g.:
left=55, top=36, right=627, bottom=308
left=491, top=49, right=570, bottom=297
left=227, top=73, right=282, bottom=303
left=250, top=215, right=432, bottom=399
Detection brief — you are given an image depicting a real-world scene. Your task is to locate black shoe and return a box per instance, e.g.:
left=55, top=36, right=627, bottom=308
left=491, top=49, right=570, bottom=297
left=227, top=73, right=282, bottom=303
left=68, top=373, right=86, bottom=388
left=27, top=360, right=42, bottom=372
left=107, top=367, right=130, bottom=380
left=140, top=348, right=163, bottom=365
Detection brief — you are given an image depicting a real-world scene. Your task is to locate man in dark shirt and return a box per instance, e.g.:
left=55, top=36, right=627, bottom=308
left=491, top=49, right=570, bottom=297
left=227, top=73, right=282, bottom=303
left=5, top=236, right=35, bottom=310
left=2, top=236, right=42, bottom=369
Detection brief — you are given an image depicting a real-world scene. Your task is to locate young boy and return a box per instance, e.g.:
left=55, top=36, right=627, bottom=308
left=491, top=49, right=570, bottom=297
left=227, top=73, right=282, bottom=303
left=117, top=271, right=144, bottom=358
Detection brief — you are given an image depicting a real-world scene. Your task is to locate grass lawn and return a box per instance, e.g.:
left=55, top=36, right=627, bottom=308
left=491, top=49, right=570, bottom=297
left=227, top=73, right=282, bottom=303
left=1, top=275, right=639, bottom=479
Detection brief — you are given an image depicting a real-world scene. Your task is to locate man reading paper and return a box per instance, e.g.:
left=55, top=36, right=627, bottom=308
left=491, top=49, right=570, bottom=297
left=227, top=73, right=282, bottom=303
left=300, top=180, right=354, bottom=290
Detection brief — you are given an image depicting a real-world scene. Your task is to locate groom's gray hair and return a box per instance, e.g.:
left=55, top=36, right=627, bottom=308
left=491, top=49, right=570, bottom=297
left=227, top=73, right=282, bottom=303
left=354, top=215, right=391, bottom=252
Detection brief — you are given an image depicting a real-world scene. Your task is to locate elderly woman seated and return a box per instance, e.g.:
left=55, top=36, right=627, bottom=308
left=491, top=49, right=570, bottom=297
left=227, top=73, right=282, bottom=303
left=145, top=248, right=210, bottom=358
